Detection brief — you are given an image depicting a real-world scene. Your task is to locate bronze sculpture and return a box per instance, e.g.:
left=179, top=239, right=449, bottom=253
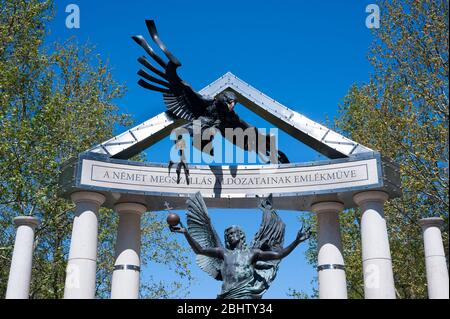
left=132, top=20, right=290, bottom=182
left=169, top=192, right=310, bottom=299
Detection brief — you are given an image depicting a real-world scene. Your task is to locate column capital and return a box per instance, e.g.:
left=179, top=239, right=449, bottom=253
left=418, top=217, right=445, bottom=229
left=311, top=201, right=344, bottom=214
left=13, top=216, right=40, bottom=229
left=353, top=190, right=389, bottom=206
left=71, top=191, right=106, bottom=207
left=114, top=202, right=147, bottom=215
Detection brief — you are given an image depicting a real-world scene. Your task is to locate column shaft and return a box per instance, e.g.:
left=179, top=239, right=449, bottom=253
left=354, top=191, right=396, bottom=299
left=312, top=202, right=348, bottom=299
left=110, top=202, right=146, bottom=299
left=6, top=216, right=40, bottom=299
left=64, top=191, right=105, bottom=299
left=419, top=217, right=449, bottom=299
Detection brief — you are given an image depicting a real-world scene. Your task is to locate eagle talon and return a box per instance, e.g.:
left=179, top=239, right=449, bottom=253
left=170, top=160, right=189, bottom=185
left=175, top=161, right=190, bottom=185
left=184, top=168, right=190, bottom=185
left=168, top=160, right=175, bottom=175
left=176, top=163, right=182, bottom=184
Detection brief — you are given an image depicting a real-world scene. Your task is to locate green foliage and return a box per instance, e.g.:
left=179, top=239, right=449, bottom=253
left=0, top=0, right=191, bottom=298
left=292, top=0, right=448, bottom=298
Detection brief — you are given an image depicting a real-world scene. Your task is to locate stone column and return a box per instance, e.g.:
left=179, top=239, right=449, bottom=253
left=110, top=202, right=146, bottom=299
left=419, top=217, right=449, bottom=299
left=354, top=191, right=396, bottom=299
left=311, top=201, right=348, bottom=299
left=6, top=216, right=40, bottom=299
left=64, top=191, right=105, bottom=299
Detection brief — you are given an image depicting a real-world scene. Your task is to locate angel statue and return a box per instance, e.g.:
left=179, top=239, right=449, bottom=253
left=132, top=20, right=290, bottom=182
left=169, top=192, right=311, bottom=299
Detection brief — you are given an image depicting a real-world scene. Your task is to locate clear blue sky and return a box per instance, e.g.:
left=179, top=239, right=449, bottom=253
left=48, top=0, right=377, bottom=298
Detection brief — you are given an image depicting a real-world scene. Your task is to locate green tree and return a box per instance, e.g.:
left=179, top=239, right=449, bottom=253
left=292, top=0, right=448, bottom=298
left=0, top=0, right=191, bottom=298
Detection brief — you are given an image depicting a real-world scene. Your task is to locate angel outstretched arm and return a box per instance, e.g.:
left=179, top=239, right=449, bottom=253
left=170, top=223, right=224, bottom=259
left=252, top=225, right=311, bottom=262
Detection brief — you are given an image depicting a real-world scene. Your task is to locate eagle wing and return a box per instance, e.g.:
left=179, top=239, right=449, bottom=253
left=186, top=192, right=224, bottom=281
left=132, top=20, right=212, bottom=121
left=224, top=114, right=290, bottom=164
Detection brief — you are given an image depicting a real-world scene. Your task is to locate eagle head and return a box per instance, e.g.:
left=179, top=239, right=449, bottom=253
left=216, top=91, right=237, bottom=111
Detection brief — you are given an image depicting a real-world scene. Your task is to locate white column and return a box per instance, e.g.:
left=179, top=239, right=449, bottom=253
left=419, top=217, right=449, bottom=299
left=110, top=202, right=146, bottom=299
left=64, top=191, right=105, bottom=299
left=354, top=191, right=396, bottom=299
left=311, top=201, right=348, bottom=299
left=6, top=216, right=40, bottom=299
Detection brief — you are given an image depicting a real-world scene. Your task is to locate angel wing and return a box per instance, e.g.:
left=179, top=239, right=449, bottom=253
left=132, top=20, right=213, bottom=121
left=249, top=194, right=286, bottom=296
left=186, top=192, right=224, bottom=280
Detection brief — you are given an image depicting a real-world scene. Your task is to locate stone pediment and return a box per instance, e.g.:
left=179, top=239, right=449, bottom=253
left=86, top=72, right=373, bottom=160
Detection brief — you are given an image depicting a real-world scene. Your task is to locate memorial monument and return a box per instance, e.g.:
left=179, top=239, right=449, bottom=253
left=13, top=18, right=445, bottom=300
left=55, top=20, right=402, bottom=299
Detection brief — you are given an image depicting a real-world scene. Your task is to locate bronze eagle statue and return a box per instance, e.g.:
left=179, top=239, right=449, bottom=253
left=132, top=20, right=290, bottom=182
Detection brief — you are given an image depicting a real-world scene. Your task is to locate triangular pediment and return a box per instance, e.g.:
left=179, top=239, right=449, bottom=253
left=86, top=72, right=372, bottom=160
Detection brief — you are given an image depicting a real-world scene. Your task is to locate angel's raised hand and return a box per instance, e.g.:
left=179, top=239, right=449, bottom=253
left=296, top=225, right=311, bottom=242
left=169, top=225, right=187, bottom=234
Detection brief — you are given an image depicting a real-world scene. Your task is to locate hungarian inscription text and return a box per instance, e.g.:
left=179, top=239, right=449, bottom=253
left=79, top=158, right=380, bottom=197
